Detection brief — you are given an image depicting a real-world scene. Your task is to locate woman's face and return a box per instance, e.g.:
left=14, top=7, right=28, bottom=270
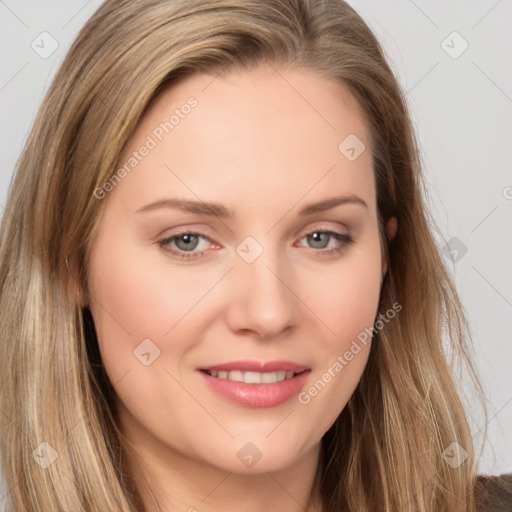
left=87, top=65, right=388, bottom=474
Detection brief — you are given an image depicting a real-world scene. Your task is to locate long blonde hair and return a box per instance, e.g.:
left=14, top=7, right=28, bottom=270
left=0, top=1, right=485, bottom=510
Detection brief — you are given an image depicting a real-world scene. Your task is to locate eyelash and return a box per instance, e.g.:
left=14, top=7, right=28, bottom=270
left=157, top=229, right=355, bottom=260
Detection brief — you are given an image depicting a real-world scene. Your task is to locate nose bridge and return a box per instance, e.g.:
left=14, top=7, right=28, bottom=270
left=227, top=235, right=298, bottom=337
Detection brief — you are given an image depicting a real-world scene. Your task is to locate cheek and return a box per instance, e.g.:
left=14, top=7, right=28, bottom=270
left=86, top=234, right=203, bottom=380
left=305, top=242, right=383, bottom=347
left=86, top=242, right=210, bottom=433
left=295, top=237, right=382, bottom=415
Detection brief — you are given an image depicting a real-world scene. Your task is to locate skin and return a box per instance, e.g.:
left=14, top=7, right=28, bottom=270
left=84, top=64, right=397, bottom=512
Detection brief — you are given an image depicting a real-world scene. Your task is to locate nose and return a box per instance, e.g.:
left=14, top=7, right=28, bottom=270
left=224, top=246, right=299, bottom=339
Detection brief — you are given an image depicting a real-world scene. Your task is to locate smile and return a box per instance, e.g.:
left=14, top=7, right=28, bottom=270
left=202, top=370, right=299, bottom=383
left=197, top=360, right=311, bottom=407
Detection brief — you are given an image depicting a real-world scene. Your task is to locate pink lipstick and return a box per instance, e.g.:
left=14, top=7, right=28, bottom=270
left=197, top=360, right=310, bottom=408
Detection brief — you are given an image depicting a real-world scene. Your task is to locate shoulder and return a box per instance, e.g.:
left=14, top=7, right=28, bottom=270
left=475, top=474, right=512, bottom=512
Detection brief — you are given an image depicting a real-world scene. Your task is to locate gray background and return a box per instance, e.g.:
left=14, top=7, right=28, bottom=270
left=0, top=0, right=510, bottom=478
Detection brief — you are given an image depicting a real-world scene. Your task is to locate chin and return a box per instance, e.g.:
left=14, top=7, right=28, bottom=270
left=195, top=435, right=316, bottom=475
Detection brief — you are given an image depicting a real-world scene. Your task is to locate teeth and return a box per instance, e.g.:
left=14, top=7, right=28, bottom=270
left=206, top=370, right=298, bottom=383
left=262, top=372, right=278, bottom=383
left=229, top=370, right=244, bottom=382
left=244, top=371, right=261, bottom=384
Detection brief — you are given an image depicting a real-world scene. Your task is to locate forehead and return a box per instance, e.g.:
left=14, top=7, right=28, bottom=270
left=111, top=65, right=375, bottom=217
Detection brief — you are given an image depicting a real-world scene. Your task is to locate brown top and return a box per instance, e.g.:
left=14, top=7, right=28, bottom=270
left=475, top=474, right=512, bottom=512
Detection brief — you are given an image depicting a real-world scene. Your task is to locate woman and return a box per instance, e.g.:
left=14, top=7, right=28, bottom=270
left=0, top=0, right=510, bottom=510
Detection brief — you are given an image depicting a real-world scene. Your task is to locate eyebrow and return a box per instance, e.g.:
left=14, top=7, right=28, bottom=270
left=135, top=194, right=368, bottom=218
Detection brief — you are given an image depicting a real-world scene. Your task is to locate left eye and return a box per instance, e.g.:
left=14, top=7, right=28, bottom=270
left=300, top=231, right=349, bottom=250
left=296, top=230, right=355, bottom=257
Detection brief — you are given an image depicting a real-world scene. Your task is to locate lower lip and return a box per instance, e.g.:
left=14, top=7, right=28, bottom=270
left=198, top=370, right=311, bottom=408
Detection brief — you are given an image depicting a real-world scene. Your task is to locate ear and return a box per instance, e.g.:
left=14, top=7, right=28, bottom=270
left=382, top=216, right=397, bottom=276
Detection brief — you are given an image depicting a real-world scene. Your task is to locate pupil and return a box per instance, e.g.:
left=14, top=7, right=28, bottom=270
left=309, top=232, right=328, bottom=249
left=177, top=234, right=198, bottom=251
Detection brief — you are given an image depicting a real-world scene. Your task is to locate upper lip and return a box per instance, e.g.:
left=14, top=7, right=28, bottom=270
left=198, top=360, right=310, bottom=373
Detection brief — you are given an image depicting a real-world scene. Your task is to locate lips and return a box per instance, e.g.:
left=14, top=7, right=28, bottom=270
left=197, top=360, right=310, bottom=407
left=198, top=360, right=309, bottom=373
